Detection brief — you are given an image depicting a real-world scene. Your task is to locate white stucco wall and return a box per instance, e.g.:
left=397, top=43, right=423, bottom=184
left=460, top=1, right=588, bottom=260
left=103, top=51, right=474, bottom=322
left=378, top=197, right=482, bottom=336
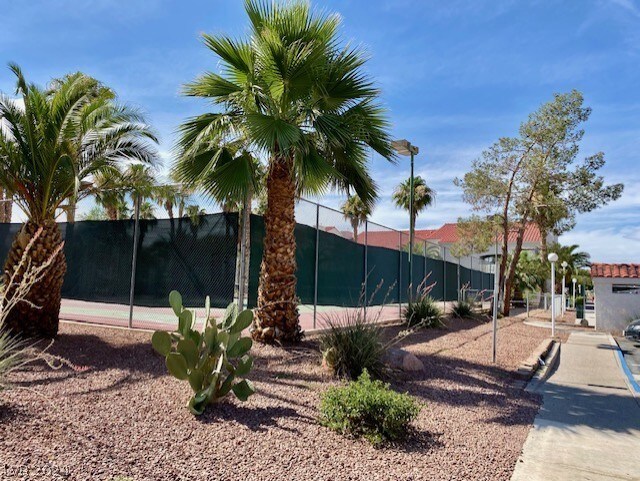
left=593, top=277, right=640, bottom=333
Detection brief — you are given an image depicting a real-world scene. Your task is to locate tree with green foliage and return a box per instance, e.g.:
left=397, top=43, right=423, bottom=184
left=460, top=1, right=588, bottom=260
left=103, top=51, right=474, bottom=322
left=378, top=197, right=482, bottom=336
left=513, top=251, right=546, bottom=296
left=173, top=1, right=394, bottom=343
left=456, top=90, right=622, bottom=315
left=341, top=194, right=372, bottom=241
left=81, top=206, right=109, bottom=221
left=392, top=176, right=435, bottom=238
left=546, top=242, right=590, bottom=291
left=450, top=215, right=494, bottom=262
left=0, top=65, right=156, bottom=337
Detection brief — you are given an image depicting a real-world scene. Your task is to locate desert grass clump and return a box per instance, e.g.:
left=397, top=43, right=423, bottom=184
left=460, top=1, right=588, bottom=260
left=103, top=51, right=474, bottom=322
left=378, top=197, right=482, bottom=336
left=451, top=300, right=474, bottom=319
left=320, top=309, right=385, bottom=380
left=319, top=369, right=420, bottom=446
left=404, top=295, right=444, bottom=328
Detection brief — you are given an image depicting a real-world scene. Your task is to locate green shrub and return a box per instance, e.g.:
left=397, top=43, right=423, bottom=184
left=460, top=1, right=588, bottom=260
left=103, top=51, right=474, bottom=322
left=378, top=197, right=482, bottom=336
left=403, top=295, right=444, bottom=328
left=451, top=300, right=473, bottom=318
left=320, top=310, right=385, bottom=380
left=152, top=291, right=255, bottom=415
left=319, top=370, right=420, bottom=446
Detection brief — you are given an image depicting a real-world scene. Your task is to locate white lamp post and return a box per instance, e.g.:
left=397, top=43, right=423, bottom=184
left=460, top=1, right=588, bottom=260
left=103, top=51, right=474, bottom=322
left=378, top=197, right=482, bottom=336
left=548, top=253, right=558, bottom=338
left=572, top=277, right=577, bottom=309
left=391, top=139, right=419, bottom=302
left=561, top=261, right=568, bottom=316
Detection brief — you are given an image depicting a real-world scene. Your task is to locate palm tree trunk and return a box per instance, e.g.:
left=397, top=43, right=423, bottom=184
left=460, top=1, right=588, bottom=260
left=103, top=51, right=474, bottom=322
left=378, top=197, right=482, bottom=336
left=254, top=157, right=301, bottom=343
left=2, top=220, right=66, bottom=338
left=0, top=189, right=12, bottom=223
left=66, top=199, right=76, bottom=223
left=106, top=204, right=118, bottom=220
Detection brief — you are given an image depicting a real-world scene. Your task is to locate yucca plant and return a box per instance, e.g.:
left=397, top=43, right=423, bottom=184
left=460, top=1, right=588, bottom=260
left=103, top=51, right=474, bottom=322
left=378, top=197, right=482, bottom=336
left=0, top=65, right=157, bottom=337
left=174, top=0, right=395, bottom=343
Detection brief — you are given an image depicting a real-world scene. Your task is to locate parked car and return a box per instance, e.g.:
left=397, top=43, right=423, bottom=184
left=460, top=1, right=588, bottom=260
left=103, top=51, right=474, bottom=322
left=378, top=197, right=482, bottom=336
left=623, top=319, right=640, bottom=340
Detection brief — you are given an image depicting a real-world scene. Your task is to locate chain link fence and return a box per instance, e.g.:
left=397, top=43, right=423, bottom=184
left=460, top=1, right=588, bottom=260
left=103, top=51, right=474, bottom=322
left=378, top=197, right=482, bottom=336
left=0, top=196, right=493, bottom=332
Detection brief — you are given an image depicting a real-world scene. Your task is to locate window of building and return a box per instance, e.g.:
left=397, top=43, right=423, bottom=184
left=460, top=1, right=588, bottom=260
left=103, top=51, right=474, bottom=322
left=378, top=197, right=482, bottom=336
left=612, top=284, right=640, bottom=294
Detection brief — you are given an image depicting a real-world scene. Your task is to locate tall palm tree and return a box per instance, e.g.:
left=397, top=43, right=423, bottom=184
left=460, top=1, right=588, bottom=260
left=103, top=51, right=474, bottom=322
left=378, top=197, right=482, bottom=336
left=124, top=164, right=156, bottom=218
left=174, top=1, right=394, bottom=343
left=153, top=184, right=179, bottom=219
left=0, top=65, right=157, bottom=337
left=137, top=201, right=156, bottom=220
left=93, top=167, right=128, bottom=220
left=341, top=194, right=371, bottom=241
left=392, top=176, right=435, bottom=237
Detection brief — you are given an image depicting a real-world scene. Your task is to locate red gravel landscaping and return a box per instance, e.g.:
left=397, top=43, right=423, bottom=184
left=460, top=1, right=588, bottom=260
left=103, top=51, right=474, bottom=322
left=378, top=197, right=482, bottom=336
left=1, top=317, right=552, bottom=481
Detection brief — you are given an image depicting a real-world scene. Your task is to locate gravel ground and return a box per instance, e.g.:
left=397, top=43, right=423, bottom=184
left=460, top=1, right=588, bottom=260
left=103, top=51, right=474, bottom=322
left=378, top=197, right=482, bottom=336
left=1, top=317, right=552, bottom=481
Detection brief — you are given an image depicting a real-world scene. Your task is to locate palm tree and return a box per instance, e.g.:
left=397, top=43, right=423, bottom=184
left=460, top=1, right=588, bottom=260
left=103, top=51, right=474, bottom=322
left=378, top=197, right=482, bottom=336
left=341, top=195, right=371, bottom=241
left=153, top=184, right=179, bottom=219
left=174, top=1, right=394, bottom=343
left=124, top=164, right=156, bottom=218
left=184, top=204, right=205, bottom=226
left=0, top=65, right=157, bottom=337
left=0, top=188, right=12, bottom=222
left=548, top=242, right=590, bottom=291
left=392, top=176, right=435, bottom=236
left=93, top=167, right=128, bottom=220
left=137, top=201, right=156, bottom=220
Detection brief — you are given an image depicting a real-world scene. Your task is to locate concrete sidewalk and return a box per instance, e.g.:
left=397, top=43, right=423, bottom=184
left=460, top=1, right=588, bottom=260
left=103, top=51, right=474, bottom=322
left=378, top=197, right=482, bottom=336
left=511, top=331, right=640, bottom=481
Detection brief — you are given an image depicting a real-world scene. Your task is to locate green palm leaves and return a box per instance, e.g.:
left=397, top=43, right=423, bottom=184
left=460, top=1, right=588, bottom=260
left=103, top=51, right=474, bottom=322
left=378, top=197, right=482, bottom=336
left=174, top=0, right=394, bottom=206
left=0, top=64, right=157, bottom=223
left=393, top=176, right=436, bottom=230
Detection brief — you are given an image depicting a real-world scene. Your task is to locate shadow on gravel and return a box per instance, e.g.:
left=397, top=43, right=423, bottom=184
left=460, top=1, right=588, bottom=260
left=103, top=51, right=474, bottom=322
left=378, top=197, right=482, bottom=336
left=197, top=403, right=311, bottom=433
left=390, top=429, right=445, bottom=453
left=392, top=353, right=540, bottom=427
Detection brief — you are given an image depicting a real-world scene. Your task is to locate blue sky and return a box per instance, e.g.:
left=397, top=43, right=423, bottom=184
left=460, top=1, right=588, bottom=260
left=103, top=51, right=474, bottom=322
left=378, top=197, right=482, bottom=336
left=1, top=0, right=639, bottom=262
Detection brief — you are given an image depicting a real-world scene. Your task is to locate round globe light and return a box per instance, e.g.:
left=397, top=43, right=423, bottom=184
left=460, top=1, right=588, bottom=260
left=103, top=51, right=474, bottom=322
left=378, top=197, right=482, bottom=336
left=572, top=277, right=577, bottom=283
left=561, top=261, right=568, bottom=268
left=548, top=253, right=559, bottom=263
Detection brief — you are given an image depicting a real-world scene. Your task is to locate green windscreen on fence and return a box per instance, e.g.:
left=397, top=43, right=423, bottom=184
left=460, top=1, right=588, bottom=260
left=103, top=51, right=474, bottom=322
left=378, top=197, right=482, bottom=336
left=247, top=213, right=492, bottom=308
left=0, top=214, right=239, bottom=308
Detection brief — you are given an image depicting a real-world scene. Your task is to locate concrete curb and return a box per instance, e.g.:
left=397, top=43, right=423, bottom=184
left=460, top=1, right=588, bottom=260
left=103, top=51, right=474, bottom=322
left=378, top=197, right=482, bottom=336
left=516, top=338, right=554, bottom=380
left=525, top=341, right=561, bottom=393
left=608, top=334, right=640, bottom=400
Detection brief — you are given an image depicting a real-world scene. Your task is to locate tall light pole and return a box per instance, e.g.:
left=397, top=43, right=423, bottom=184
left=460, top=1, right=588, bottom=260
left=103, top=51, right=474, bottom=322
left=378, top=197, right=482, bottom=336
left=392, top=139, right=419, bottom=301
left=572, top=277, right=577, bottom=309
left=548, top=252, right=558, bottom=338
left=491, top=235, right=500, bottom=363
left=561, top=261, right=568, bottom=316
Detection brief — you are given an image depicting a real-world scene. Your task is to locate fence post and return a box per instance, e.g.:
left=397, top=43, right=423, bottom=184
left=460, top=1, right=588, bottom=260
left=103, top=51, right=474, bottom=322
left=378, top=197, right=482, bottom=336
left=398, top=231, right=402, bottom=319
left=128, top=193, right=141, bottom=329
left=237, top=193, right=249, bottom=311
left=363, top=220, right=368, bottom=321
left=423, top=241, right=427, bottom=290
left=457, top=257, right=461, bottom=301
left=313, top=202, right=320, bottom=329
left=442, top=246, right=447, bottom=311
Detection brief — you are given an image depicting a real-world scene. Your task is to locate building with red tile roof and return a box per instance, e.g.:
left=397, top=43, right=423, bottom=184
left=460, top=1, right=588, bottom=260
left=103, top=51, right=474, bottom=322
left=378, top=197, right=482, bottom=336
left=357, top=221, right=551, bottom=257
left=590, top=262, right=640, bottom=332
left=591, top=263, right=640, bottom=279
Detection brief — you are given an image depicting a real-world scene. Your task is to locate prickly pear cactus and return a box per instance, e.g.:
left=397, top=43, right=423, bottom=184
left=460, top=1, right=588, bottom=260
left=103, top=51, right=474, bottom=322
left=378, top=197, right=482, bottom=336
left=152, top=291, right=256, bottom=415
